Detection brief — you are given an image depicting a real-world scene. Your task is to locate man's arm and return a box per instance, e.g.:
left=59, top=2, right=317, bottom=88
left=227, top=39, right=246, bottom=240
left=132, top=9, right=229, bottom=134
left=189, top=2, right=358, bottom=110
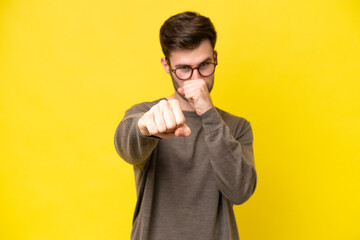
left=179, top=79, right=257, bottom=204
left=114, top=99, right=191, bottom=169
left=201, top=108, right=257, bottom=205
left=114, top=106, right=159, bottom=169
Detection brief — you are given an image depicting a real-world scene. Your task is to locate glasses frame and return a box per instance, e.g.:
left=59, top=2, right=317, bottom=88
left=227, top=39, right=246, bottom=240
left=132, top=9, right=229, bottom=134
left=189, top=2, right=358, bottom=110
left=166, top=55, right=218, bottom=81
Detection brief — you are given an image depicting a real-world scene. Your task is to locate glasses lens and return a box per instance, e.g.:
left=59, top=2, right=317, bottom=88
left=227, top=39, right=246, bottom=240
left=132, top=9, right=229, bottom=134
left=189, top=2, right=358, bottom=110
left=174, top=63, right=216, bottom=80
left=199, top=63, right=215, bottom=77
left=175, top=67, right=192, bottom=80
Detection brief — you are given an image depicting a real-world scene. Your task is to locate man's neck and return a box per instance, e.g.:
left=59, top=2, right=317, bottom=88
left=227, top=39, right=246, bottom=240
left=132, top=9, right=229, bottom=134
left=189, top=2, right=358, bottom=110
left=166, top=92, right=195, bottom=112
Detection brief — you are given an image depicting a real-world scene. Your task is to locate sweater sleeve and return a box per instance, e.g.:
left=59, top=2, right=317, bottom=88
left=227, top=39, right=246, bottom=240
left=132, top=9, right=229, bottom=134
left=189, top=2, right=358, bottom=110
left=200, top=107, right=257, bottom=205
left=114, top=104, right=160, bottom=169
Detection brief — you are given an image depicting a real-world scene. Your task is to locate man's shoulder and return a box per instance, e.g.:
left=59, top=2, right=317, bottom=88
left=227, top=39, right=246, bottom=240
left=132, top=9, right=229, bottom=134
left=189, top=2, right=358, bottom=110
left=215, top=107, right=252, bottom=140
left=215, top=107, right=249, bottom=124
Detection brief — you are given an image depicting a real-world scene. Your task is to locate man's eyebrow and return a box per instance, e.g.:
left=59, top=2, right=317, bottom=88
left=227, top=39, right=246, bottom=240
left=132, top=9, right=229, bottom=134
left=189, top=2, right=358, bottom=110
left=174, top=57, right=212, bottom=68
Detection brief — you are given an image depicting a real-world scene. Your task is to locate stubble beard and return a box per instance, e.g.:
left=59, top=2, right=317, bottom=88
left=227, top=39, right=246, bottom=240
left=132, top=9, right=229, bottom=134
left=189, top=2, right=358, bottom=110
left=170, top=74, right=188, bottom=102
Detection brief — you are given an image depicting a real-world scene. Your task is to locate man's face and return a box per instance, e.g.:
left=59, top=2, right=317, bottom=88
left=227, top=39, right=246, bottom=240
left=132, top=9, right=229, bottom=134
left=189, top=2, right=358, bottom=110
left=163, top=39, right=217, bottom=97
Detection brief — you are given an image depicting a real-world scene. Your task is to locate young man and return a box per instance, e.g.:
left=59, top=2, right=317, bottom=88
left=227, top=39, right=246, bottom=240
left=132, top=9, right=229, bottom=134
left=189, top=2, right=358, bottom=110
left=114, top=11, right=257, bottom=240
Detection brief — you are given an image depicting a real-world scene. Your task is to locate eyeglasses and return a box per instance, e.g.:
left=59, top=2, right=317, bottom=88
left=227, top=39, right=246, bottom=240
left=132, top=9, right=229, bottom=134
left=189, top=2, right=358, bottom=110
left=167, top=59, right=217, bottom=80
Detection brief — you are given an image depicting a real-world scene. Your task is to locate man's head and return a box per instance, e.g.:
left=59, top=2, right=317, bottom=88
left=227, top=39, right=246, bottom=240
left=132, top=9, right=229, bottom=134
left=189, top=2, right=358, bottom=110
left=160, top=12, right=218, bottom=99
left=160, top=11, right=217, bottom=59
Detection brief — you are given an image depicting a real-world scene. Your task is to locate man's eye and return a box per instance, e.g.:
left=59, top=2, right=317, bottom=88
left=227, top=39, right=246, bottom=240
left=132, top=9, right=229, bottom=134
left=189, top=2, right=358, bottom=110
left=178, top=67, right=191, bottom=72
left=200, top=62, right=211, bottom=67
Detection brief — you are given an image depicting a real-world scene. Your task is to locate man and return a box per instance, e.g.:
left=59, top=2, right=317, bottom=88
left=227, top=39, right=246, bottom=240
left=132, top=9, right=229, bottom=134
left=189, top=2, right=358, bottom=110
left=114, top=11, right=257, bottom=240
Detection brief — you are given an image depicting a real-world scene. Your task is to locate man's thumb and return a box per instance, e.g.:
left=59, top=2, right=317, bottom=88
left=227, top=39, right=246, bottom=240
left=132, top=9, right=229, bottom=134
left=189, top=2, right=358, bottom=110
left=177, top=87, right=185, bottom=96
left=175, top=124, right=191, bottom=137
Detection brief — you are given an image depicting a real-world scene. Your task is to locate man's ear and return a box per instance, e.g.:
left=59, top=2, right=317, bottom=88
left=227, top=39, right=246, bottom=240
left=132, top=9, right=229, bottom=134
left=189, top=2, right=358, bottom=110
left=161, top=57, right=170, bottom=75
left=214, top=50, right=218, bottom=64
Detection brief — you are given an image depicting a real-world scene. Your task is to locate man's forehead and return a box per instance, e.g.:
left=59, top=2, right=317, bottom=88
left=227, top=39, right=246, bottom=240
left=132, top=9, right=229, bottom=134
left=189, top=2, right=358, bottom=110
left=168, top=40, right=214, bottom=65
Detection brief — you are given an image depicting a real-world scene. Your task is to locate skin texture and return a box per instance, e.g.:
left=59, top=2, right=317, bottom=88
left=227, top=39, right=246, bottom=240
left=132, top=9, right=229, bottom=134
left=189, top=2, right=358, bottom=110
left=138, top=39, right=217, bottom=138
left=137, top=99, right=191, bottom=138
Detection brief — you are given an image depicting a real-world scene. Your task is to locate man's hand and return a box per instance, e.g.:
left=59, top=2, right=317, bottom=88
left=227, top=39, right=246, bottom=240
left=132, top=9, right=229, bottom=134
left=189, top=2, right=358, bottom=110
left=138, top=99, right=191, bottom=138
left=178, top=79, right=214, bottom=115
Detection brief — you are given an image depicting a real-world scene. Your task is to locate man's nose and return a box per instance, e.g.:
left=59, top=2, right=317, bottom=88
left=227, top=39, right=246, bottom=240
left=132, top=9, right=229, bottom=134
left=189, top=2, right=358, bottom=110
left=190, top=68, right=201, bottom=80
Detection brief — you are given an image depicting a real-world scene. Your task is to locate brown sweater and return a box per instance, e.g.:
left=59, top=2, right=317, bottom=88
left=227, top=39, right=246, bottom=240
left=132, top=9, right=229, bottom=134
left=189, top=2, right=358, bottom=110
left=114, top=98, right=257, bottom=240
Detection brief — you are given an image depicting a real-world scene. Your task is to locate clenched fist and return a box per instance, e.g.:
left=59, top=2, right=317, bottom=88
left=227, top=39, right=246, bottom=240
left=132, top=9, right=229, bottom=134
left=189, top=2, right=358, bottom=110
left=138, top=99, right=191, bottom=138
left=177, top=79, right=214, bottom=116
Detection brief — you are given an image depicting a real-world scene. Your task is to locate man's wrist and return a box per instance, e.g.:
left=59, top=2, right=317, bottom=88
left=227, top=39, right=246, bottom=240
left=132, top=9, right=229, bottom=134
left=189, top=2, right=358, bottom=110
left=200, top=107, right=223, bottom=128
left=198, top=106, right=214, bottom=116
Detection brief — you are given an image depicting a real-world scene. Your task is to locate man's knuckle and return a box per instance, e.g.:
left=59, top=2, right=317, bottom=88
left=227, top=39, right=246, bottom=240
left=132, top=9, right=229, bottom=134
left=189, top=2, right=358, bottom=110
left=150, top=129, right=158, bottom=135
left=145, top=113, right=152, bottom=121
left=169, top=99, right=179, bottom=105
left=167, top=122, right=176, bottom=130
left=154, top=105, right=161, bottom=112
left=158, top=100, right=167, bottom=107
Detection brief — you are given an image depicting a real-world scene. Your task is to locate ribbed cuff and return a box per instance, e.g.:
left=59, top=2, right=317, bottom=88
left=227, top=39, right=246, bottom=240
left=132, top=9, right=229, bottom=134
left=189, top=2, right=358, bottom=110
left=200, top=107, right=224, bottom=131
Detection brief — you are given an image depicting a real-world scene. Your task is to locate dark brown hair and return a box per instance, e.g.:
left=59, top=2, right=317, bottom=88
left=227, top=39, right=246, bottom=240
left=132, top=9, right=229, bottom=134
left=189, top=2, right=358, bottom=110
left=160, top=11, right=217, bottom=58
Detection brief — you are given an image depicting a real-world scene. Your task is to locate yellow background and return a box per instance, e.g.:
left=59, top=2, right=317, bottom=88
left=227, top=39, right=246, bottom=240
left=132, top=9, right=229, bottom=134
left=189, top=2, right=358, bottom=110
left=1, top=0, right=359, bottom=239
